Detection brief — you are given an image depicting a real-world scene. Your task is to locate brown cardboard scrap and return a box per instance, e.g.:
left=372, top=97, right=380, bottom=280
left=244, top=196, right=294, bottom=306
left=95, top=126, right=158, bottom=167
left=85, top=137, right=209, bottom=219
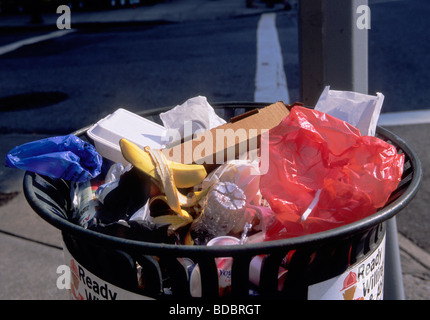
left=162, top=101, right=295, bottom=168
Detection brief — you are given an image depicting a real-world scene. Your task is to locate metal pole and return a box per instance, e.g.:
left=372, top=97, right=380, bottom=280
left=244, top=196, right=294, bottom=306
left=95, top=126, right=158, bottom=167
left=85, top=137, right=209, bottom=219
left=384, top=217, right=405, bottom=300
left=299, top=0, right=368, bottom=106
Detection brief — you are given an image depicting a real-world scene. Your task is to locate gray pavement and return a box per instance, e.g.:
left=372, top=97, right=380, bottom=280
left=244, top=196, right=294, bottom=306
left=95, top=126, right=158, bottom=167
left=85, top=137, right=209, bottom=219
left=1, top=0, right=429, bottom=300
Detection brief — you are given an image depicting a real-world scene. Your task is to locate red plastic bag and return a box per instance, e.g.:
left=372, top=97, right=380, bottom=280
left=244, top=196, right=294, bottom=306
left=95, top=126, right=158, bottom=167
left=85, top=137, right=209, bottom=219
left=260, top=106, right=404, bottom=240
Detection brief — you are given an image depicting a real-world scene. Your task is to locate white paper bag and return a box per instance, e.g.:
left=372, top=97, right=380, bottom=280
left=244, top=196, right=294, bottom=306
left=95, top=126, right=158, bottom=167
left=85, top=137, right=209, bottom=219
left=315, top=86, right=384, bottom=136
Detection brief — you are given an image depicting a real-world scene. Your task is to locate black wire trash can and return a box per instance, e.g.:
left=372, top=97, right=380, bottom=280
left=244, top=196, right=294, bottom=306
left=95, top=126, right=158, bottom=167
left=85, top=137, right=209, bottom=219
left=23, top=103, right=422, bottom=300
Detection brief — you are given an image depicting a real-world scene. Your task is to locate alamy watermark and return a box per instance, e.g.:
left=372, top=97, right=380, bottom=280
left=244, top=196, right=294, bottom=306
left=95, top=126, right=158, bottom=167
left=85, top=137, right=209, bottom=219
left=56, top=4, right=371, bottom=31
left=56, top=264, right=71, bottom=290
left=161, top=121, right=271, bottom=175
left=356, top=4, right=371, bottom=30
left=56, top=5, right=71, bottom=30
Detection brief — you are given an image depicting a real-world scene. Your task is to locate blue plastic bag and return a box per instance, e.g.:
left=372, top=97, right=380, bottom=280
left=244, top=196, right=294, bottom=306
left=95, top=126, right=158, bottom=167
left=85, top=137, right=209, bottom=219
left=5, top=134, right=102, bottom=182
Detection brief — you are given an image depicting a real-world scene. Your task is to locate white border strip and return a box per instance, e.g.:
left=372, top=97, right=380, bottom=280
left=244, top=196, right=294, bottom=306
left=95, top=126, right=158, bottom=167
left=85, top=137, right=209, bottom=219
left=254, top=13, right=290, bottom=104
left=0, top=29, right=76, bottom=56
left=378, top=109, right=430, bottom=126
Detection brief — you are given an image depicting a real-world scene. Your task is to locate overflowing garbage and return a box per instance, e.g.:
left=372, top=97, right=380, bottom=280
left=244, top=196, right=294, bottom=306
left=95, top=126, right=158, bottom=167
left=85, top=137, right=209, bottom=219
left=6, top=92, right=404, bottom=248
left=6, top=90, right=409, bottom=299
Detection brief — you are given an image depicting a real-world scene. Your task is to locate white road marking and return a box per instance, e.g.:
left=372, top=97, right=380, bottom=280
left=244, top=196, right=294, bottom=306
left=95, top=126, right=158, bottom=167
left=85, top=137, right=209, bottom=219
left=254, top=13, right=290, bottom=104
left=378, top=109, right=430, bottom=126
left=0, top=29, right=76, bottom=56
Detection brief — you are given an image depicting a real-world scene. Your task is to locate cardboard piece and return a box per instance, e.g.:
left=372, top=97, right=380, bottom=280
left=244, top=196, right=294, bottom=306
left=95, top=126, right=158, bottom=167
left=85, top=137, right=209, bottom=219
left=161, top=101, right=294, bottom=168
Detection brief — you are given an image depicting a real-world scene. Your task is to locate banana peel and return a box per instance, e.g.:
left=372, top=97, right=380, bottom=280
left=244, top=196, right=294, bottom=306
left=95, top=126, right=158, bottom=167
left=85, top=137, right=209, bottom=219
left=119, top=138, right=212, bottom=240
left=150, top=189, right=211, bottom=209
left=119, top=138, right=207, bottom=188
left=151, top=214, right=193, bottom=231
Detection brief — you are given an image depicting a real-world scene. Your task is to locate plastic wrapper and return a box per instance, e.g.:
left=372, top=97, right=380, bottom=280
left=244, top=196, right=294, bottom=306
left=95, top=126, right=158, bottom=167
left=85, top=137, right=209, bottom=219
left=5, top=134, right=102, bottom=182
left=199, top=159, right=261, bottom=205
left=95, top=163, right=131, bottom=204
left=159, top=96, right=226, bottom=145
left=260, top=105, right=405, bottom=240
left=241, top=205, right=277, bottom=242
left=192, top=160, right=273, bottom=242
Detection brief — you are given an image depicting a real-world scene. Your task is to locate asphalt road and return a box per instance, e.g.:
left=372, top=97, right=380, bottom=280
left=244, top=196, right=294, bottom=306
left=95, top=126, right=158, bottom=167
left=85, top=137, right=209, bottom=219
left=1, top=1, right=429, bottom=135
left=368, top=0, right=430, bottom=113
left=0, top=15, right=282, bottom=134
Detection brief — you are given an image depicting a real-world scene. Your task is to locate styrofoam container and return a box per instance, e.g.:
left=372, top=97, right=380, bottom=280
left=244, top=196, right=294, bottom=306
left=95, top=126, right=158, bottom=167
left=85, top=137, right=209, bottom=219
left=87, top=108, right=167, bottom=165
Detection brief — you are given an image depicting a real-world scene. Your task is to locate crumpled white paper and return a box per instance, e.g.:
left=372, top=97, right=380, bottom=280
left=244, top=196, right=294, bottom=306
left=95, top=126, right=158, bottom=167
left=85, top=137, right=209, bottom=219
left=315, top=86, right=384, bottom=137
left=159, top=96, right=226, bottom=145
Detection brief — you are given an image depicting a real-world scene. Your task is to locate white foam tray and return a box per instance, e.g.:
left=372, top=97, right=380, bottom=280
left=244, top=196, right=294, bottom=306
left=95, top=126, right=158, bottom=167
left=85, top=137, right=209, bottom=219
left=87, top=108, right=167, bottom=164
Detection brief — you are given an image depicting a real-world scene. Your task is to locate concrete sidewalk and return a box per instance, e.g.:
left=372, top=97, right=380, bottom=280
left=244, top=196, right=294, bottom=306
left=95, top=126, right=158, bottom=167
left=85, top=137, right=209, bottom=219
left=1, top=0, right=429, bottom=300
